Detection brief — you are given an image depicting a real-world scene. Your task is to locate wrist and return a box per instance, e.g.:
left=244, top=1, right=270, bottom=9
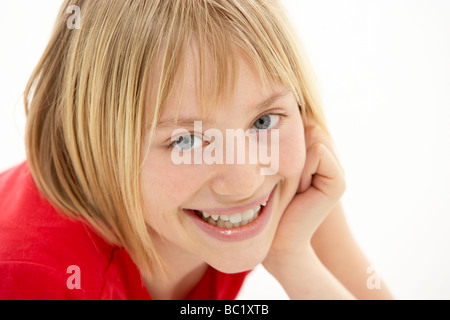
left=262, top=245, right=355, bottom=299
left=262, top=244, right=316, bottom=280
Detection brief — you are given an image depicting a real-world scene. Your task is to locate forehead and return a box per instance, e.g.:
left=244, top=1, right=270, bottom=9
left=163, top=54, right=258, bottom=112
left=144, top=37, right=296, bottom=135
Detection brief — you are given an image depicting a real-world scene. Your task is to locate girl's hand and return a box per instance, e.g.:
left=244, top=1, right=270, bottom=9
left=263, top=117, right=346, bottom=269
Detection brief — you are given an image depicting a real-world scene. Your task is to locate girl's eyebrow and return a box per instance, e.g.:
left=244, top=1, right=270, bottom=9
left=156, top=89, right=291, bottom=129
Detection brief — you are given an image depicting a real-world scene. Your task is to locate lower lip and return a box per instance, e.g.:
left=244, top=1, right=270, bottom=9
left=184, top=185, right=277, bottom=242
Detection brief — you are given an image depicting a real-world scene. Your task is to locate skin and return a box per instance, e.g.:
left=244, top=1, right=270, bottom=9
left=140, top=44, right=393, bottom=300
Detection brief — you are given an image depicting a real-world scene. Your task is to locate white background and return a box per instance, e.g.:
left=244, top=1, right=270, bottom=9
left=1, top=1, right=449, bottom=300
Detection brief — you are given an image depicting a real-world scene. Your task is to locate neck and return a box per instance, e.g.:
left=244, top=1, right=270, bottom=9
left=144, top=234, right=208, bottom=300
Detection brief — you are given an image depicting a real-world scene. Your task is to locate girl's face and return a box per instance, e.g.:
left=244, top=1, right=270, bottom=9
left=141, top=50, right=306, bottom=273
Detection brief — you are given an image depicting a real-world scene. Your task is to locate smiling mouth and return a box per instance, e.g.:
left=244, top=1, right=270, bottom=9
left=183, top=185, right=277, bottom=242
left=193, top=201, right=267, bottom=229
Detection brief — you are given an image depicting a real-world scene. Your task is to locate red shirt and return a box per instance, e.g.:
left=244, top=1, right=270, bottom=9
left=0, top=162, right=249, bottom=299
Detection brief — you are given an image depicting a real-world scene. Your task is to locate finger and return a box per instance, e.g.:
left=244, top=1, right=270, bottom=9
left=303, top=124, right=344, bottom=173
left=290, top=143, right=345, bottom=227
left=298, top=143, right=345, bottom=199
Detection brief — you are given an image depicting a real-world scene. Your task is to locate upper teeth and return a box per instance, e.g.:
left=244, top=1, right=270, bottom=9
left=199, top=201, right=267, bottom=228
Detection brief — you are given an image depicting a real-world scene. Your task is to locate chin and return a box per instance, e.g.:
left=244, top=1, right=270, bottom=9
left=209, top=259, right=261, bottom=274
left=204, top=241, right=272, bottom=274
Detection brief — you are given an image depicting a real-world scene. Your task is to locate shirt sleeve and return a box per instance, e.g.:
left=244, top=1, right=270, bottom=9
left=0, top=261, right=88, bottom=300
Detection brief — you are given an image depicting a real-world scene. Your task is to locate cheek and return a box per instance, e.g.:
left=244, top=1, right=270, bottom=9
left=278, top=125, right=306, bottom=179
left=140, top=156, right=209, bottom=244
left=140, top=152, right=204, bottom=219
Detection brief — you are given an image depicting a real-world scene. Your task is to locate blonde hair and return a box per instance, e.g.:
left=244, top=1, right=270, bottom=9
left=24, top=0, right=328, bottom=278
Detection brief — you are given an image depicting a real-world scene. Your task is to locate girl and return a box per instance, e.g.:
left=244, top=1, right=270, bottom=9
left=0, top=0, right=392, bottom=299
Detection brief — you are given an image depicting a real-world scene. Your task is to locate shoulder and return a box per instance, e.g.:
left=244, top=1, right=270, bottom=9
left=0, top=260, right=87, bottom=299
left=0, top=162, right=124, bottom=299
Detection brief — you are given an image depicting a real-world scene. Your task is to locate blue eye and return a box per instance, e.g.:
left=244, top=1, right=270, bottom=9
left=171, top=134, right=203, bottom=151
left=168, top=113, right=284, bottom=151
left=252, top=114, right=280, bottom=130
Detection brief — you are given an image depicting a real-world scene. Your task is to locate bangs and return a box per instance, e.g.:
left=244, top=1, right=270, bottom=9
left=145, top=0, right=305, bottom=142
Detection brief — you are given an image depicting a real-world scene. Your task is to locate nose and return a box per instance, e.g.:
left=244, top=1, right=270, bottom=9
left=209, top=162, right=265, bottom=200
left=207, top=128, right=268, bottom=200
